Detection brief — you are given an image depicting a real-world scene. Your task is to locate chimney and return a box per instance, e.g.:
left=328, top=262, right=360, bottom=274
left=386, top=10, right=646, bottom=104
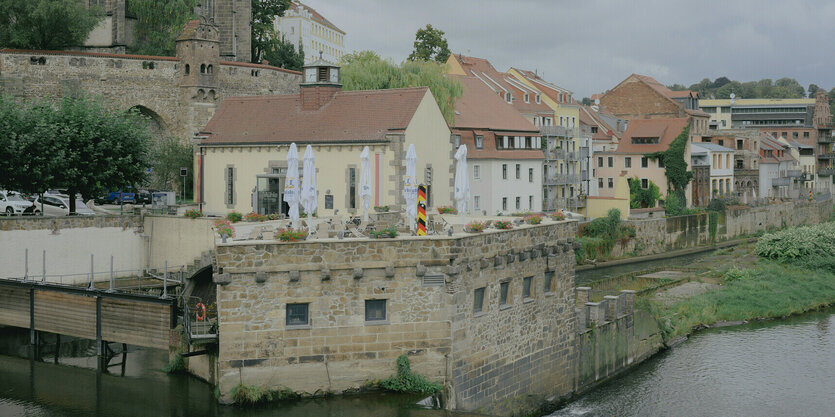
left=301, top=85, right=340, bottom=111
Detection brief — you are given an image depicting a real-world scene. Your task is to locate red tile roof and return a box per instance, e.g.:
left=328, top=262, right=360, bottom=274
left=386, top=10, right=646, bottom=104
left=0, top=48, right=179, bottom=61
left=511, top=67, right=577, bottom=105
left=759, top=136, right=796, bottom=163
left=615, top=118, right=689, bottom=154
left=449, top=75, right=540, bottom=132
left=452, top=55, right=553, bottom=114
left=200, top=87, right=430, bottom=144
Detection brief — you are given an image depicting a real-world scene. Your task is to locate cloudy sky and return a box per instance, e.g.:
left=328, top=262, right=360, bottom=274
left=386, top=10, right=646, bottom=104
left=312, top=0, right=835, bottom=98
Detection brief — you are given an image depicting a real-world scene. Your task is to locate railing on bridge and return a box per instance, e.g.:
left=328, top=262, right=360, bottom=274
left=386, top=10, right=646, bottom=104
left=183, top=296, right=218, bottom=345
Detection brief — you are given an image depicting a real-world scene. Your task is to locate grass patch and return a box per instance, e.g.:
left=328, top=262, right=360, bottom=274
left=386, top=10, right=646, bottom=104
left=645, top=260, right=835, bottom=340
left=231, top=384, right=299, bottom=406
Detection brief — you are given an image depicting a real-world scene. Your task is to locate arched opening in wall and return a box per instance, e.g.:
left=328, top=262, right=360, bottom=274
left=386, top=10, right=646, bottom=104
left=201, top=64, right=206, bottom=74
left=198, top=89, right=206, bottom=100
left=207, top=65, right=213, bottom=74
left=208, top=90, right=216, bottom=100
left=185, top=64, right=190, bottom=75
left=129, top=105, right=169, bottom=144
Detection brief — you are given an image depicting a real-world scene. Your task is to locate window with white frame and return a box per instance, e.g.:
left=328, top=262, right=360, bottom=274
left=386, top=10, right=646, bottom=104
left=528, top=168, right=534, bottom=182
left=473, top=164, right=481, bottom=180
left=598, top=178, right=604, bottom=188
left=515, top=196, right=521, bottom=209
left=502, top=197, right=507, bottom=211
left=474, top=195, right=481, bottom=209
left=641, top=178, right=648, bottom=189
left=608, top=178, right=614, bottom=188
left=475, top=135, right=484, bottom=149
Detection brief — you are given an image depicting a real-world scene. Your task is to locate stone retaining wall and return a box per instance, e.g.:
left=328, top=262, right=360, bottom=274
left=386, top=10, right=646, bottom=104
left=212, top=220, right=578, bottom=415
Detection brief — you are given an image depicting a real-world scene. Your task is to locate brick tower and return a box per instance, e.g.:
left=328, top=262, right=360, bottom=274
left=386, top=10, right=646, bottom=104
left=195, top=0, right=251, bottom=63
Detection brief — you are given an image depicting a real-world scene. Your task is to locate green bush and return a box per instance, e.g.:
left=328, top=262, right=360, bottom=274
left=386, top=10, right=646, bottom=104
left=379, top=355, right=442, bottom=394
left=755, top=222, right=835, bottom=263
left=575, top=236, right=614, bottom=262
left=226, top=211, right=243, bottom=223
left=664, top=192, right=692, bottom=216
left=707, top=198, right=727, bottom=212
left=629, top=178, right=661, bottom=208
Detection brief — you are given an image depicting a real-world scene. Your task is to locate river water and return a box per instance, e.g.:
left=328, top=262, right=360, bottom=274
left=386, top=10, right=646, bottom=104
left=551, top=307, right=835, bottom=417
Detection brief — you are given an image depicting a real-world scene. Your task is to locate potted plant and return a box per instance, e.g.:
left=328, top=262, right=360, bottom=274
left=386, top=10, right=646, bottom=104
left=524, top=214, right=543, bottom=225
left=184, top=209, right=203, bottom=219
left=244, top=212, right=268, bottom=222
left=370, top=226, right=398, bottom=239
left=226, top=211, right=243, bottom=223
left=275, top=228, right=308, bottom=242
left=465, top=221, right=485, bottom=233
left=214, top=219, right=235, bottom=243
left=550, top=211, right=566, bottom=221
left=493, top=220, right=513, bottom=230
left=373, top=205, right=390, bottom=213
left=437, top=206, right=458, bottom=214
left=267, top=213, right=282, bottom=220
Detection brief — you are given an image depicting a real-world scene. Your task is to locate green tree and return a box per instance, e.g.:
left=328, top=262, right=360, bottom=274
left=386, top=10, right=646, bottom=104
left=340, top=51, right=463, bottom=124
left=263, top=35, right=304, bottom=70
left=0, top=94, right=152, bottom=213
left=628, top=178, right=661, bottom=208
left=808, top=83, right=820, bottom=98
left=150, top=136, right=194, bottom=199
left=581, top=97, right=592, bottom=106
left=407, top=24, right=451, bottom=63
left=0, top=0, right=102, bottom=50
left=251, top=0, right=291, bottom=63
left=130, top=0, right=197, bottom=56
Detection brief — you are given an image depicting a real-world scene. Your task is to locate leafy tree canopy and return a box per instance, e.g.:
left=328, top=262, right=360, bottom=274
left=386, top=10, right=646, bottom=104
left=669, top=77, right=806, bottom=99
left=0, top=0, right=103, bottom=50
left=0, top=94, right=152, bottom=213
left=340, top=51, right=463, bottom=124
left=251, top=0, right=291, bottom=63
left=628, top=178, right=661, bottom=209
left=648, top=125, right=693, bottom=206
left=150, top=136, right=194, bottom=199
left=263, top=35, right=304, bottom=71
left=130, top=0, right=197, bottom=56
left=407, top=24, right=451, bottom=63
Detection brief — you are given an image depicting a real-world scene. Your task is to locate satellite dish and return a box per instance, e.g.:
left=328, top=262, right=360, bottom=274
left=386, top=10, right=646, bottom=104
left=729, top=93, right=736, bottom=99
left=594, top=99, right=600, bottom=105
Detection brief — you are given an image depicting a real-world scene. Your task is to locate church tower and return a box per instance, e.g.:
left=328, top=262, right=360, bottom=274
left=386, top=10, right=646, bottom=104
left=195, top=0, right=251, bottom=63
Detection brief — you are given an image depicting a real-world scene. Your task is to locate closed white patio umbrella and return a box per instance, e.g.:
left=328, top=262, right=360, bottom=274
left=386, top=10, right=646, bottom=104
left=301, top=145, right=317, bottom=229
left=284, top=143, right=300, bottom=229
left=404, top=144, right=418, bottom=232
left=360, top=146, right=372, bottom=222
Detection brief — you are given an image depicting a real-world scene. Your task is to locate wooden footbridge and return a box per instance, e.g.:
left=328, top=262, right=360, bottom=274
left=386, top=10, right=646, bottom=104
left=0, top=277, right=177, bottom=368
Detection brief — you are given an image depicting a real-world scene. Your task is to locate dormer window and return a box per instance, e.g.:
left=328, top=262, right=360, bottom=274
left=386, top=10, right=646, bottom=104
left=631, top=137, right=660, bottom=144
left=475, top=135, right=484, bottom=149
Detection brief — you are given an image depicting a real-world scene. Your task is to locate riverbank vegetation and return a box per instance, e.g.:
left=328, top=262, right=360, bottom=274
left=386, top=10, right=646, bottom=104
left=379, top=355, right=442, bottom=394
left=642, top=221, right=835, bottom=340
left=575, top=209, right=635, bottom=263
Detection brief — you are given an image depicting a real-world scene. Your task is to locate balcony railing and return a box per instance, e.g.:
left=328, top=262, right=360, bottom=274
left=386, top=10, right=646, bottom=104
left=818, top=167, right=835, bottom=176
left=818, top=135, right=834, bottom=144
left=540, top=126, right=580, bottom=137
left=546, top=196, right=587, bottom=211
left=818, top=153, right=835, bottom=160
left=786, top=170, right=802, bottom=178
left=771, top=177, right=791, bottom=187
left=544, top=174, right=579, bottom=186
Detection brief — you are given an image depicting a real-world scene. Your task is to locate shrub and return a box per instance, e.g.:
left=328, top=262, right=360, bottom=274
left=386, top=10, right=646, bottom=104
left=524, top=214, right=543, bottom=225
left=184, top=209, right=202, bottom=219
left=707, top=198, right=727, bottom=212
left=213, top=219, right=235, bottom=238
left=493, top=220, right=513, bottom=230
left=267, top=213, right=281, bottom=220
left=510, top=211, right=533, bottom=217
left=275, top=228, right=308, bottom=242
left=437, top=206, right=457, bottom=214
left=575, top=236, right=614, bottom=262
left=584, top=208, right=629, bottom=240
left=465, top=221, right=485, bottom=233
left=550, top=211, right=566, bottom=221
left=374, top=205, right=390, bottom=212
left=231, top=384, right=299, bottom=406
left=370, top=226, right=398, bottom=238
left=244, top=212, right=268, bottom=222
left=724, top=267, right=757, bottom=282
left=755, top=222, right=835, bottom=263
left=664, top=192, right=692, bottom=216
left=226, top=211, right=243, bottom=223
left=379, top=355, right=442, bottom=394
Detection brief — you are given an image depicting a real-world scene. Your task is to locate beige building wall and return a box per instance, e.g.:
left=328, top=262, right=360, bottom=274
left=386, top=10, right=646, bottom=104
left=595, top=154, right=670, bottom=201
left=200, top=92, right=453, bottom=216
left=404, top=91, right=455, bottom=207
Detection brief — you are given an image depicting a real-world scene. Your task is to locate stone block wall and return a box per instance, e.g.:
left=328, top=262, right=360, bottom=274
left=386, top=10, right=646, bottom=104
left=212, top=220, right=578, bottom=415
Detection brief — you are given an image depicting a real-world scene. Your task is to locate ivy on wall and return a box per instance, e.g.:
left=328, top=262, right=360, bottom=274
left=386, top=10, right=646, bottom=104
left=648, top=125, right=693, bottom=204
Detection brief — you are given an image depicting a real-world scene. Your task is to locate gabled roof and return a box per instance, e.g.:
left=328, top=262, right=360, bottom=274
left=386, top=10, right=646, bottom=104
left=511, top=67, right=578, bottom=105
left=200, top=87, right=430, bottom=144
left=759, top=136, right=796, bottom=163
left=580, top=105, right=622, bottom=142
left=290, top=2, right=345, bottom=34
left=615, top=118, right=689, bottom=154
left=450, top=55, right=553, bottom=114
left=449, top=75, right=540, bottom=132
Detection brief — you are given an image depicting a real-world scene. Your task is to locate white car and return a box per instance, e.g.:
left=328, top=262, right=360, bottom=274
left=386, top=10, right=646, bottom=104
left=32, top=194, right=95, bottom=216
left=0, top=191, right=35, bottom=215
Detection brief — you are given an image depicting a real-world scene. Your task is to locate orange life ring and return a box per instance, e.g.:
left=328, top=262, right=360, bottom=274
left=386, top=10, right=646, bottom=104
left=195, top=303, right=206, bottom=321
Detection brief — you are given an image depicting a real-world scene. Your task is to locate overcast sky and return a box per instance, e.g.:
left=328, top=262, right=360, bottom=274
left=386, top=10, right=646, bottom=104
left=312, top=0, right=835, bottom=98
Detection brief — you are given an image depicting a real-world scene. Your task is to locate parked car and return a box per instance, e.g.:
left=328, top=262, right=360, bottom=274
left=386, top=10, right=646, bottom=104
left=0, top=191, right=36, bottom=215
left=136, top=190, right=152, bottom=205
left=31, top=195, right=95, bottom=216
left=101, top=190, right=136, bottom=205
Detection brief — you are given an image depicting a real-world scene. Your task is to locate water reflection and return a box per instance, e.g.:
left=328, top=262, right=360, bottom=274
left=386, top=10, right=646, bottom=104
left=550, top=308, right=835, bottom=417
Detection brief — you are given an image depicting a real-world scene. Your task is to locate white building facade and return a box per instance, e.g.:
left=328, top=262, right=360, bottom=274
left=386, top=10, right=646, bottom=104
left=470, top=159, right=543, bottom=215
left=273, top=2, right=346, bottom=64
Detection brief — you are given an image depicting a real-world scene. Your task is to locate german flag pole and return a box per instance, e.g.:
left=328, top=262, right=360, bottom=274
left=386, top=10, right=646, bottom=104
left=417, top=185, right=427, bottom=236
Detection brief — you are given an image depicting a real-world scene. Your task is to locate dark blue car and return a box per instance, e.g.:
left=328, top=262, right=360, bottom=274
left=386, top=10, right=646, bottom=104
left=102, top=190, right=135, bottom=204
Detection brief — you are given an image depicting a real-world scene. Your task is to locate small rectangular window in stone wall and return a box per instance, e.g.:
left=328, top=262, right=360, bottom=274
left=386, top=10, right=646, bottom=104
left=544, top=271, right=554, bottom=293
left=499, top=281, right=510, bottom=306
left=473, top=287, right=485, bottom=313
left=523, top=276, right=533, bottom=299
left=286, top=303, right=309, bottom=326
left=365, top=299, right=386, bottom=322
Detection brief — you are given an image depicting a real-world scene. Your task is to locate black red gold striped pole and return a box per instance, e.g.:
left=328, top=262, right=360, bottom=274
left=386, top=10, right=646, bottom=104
left=417, top=185, right=427, bottom=236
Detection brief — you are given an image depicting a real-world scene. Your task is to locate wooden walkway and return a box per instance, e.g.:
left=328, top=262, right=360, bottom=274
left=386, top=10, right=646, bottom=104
left=0, top=279, right=176, bottom=360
